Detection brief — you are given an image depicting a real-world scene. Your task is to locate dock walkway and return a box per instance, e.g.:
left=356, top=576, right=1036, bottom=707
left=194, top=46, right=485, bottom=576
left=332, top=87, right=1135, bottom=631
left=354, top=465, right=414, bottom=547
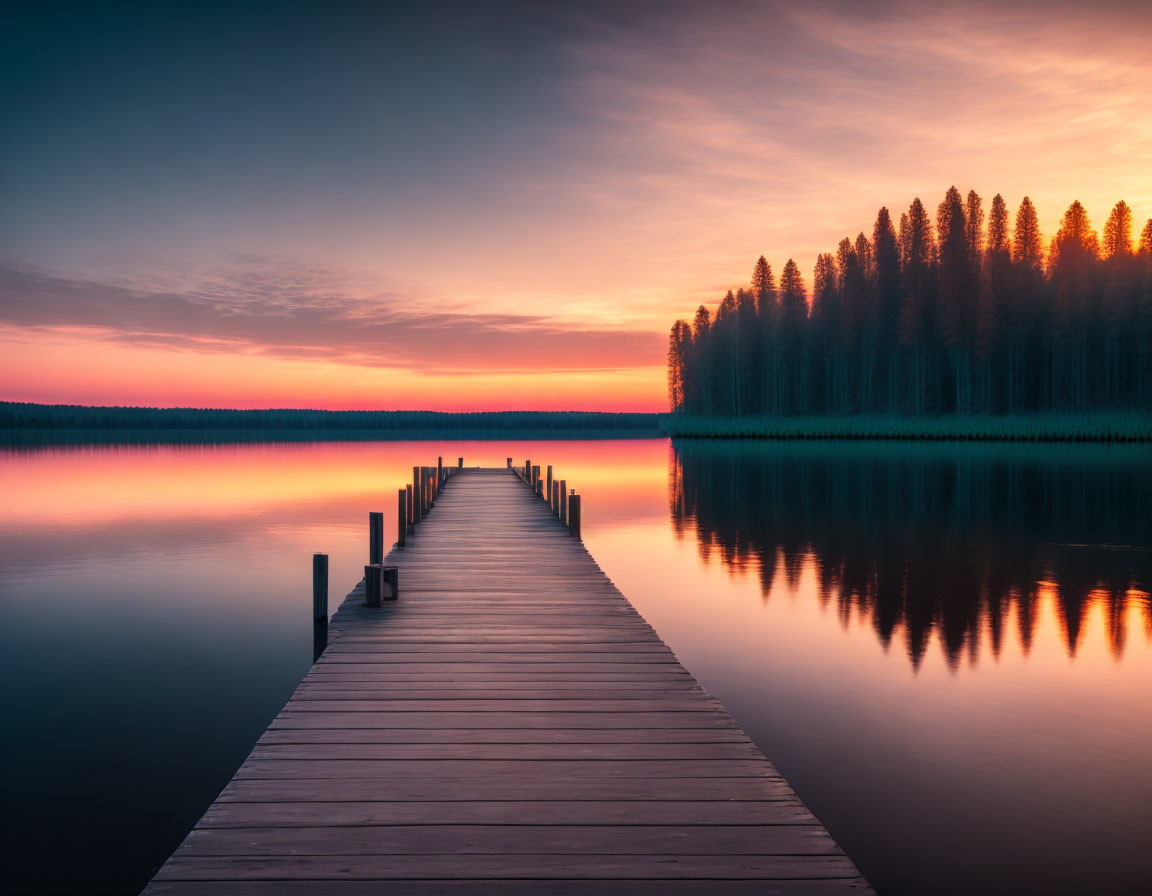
left=145, top=467, right=872, bottom=894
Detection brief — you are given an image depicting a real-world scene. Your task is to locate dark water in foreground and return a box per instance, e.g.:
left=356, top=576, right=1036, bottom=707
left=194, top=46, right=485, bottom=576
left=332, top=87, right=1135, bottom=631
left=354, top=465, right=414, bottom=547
left=1, top=439, right=1149, bottom=894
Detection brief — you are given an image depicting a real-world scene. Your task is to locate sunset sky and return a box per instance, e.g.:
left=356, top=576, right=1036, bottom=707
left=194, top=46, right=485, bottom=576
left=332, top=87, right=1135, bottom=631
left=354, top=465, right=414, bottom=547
left=3, top=0, right=1151, bottom=411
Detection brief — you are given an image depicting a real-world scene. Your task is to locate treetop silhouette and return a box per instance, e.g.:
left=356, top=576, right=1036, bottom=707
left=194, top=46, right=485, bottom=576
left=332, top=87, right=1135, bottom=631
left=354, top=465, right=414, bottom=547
left=668, top=188, right=1152, bottom=415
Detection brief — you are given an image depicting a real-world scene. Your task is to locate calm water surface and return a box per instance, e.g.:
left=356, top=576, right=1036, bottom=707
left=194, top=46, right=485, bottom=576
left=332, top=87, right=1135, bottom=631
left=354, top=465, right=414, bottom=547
left=1, top=439, right=1149, bottom=894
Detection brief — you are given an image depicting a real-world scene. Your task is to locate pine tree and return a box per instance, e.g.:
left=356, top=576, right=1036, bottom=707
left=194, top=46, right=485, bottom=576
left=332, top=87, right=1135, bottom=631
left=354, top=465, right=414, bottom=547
left=667, top=321, right=691, bottom=411
left=714, top=291, right=739, bottom=415
left=1049, top=201, right=1100, bottom=408
left=736, top=286, right=759, bottom=414
left=982, top=194, right=1017, bottom=410
left=836, top=238, right=868, bottom=411
left=854, top=232, right=874, bottom=281
left=691, top=305, right=712, bottom=413
left=872, top=207, right=903, bottom=411
left=965, top=190, right=985, bottom=259
left=937, top=187, right=977, bottom=411
left=1101, top=201, right=1136, bottom=403
left=1013, top=197, right=1043, bottom=267
left=752, top=256, right=774, bottom=300
left=1013, top=197, right=1044, bottom=409
left=965, top=190, right=989, bottom=408
left=778, top=260, right=808, bottom=413
left=1138, top=221, right=1152, bottom=407
left=753, top=256, right=779, bottom=413
left=852, top=232, right=879, bottom=411
left=1103, top=200, right=1133, bottom=258
left=899, top=198, right=936, bottom=413
left=811, top=252, right=839, bottom=412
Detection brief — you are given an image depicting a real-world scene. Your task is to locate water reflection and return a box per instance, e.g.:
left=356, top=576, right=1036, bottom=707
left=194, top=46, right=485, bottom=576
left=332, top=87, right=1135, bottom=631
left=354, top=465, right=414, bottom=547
left=0, top=438, right=664, bottom=895
left=670, top=441, right=1152, bottom=668
left=3, top=438, right=1149, bottom=896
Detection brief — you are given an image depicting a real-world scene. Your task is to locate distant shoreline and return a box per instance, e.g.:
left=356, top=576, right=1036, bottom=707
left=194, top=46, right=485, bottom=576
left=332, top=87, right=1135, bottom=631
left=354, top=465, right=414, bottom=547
left=6, top=403, right=1150, bottom=444
left=659, top=412, right=1152, bottom=442
left=0, top=402, right=663, bottom=444
left=0, top=426, right=663, bottom=446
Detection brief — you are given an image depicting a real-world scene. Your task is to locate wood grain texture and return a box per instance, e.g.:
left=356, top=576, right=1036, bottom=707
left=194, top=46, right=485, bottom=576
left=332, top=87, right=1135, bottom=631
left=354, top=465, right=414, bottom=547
left=143, top=468, right=872, bottom=894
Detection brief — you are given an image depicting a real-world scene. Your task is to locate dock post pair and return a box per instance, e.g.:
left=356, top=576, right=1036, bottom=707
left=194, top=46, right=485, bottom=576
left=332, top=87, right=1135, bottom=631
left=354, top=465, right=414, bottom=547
left=364, top=511, right=400, bottom=606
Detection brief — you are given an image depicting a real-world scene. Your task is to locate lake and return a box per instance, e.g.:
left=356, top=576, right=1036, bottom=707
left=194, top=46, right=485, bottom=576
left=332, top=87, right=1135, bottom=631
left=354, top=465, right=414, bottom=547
left=1, top=438, right=1149, bottom=894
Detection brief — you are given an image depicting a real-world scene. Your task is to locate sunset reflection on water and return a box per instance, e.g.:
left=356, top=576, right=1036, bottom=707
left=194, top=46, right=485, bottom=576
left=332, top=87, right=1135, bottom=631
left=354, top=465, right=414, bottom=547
left=1, top=438, right=1149, bottom=895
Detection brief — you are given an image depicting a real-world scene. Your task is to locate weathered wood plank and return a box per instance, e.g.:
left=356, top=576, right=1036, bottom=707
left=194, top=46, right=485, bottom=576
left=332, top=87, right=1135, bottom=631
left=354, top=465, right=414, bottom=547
left=144, top=880, right=874, bottom=895
left=274, top=698, right=723, bottom=712
left=291, top=688, right=710, bottom=700
left=218, top=777, right=795, bottom=802
left=154, top=854, right=862, bottom=880
left=234, top=758, right=779, bottom=778
left=249, top=742, right=764, bottom=760
left=268, top=712, right=740, bottom=729
left=177, top=824, right=841, bottom=856
left=255, top=728, right=754, bottom=745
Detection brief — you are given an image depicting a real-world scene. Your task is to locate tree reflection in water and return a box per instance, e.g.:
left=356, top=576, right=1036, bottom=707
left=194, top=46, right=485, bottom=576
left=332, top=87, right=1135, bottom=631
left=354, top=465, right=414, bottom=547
left=670, top=440, right=1151, bottom=669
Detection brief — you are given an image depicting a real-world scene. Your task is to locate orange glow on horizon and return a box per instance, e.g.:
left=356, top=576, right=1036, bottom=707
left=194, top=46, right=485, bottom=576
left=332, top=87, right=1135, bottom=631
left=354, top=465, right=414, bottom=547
left=0, top=439, right=667, bottom=528
left=0, top=332, right=666, bottom=412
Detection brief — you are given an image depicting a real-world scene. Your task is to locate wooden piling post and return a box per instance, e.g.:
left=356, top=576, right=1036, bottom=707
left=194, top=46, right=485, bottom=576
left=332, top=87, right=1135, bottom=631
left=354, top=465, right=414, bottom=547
left=459, top=457, right=464, bottom=469
left=569, top=493, right=581, bottom=539
left=532, top=465, right=540, bottom=493
left=525, top=459, right=531, bottom=483
left=506, top=457, right=512, bottom=468
left=560, top=480, right=567, bottom=523
left=546, top=465, right=553, bottom=504
left=406, top=484, right=413, bottom=530
left=312, top=553, right=328, bottom=623
left=397, top=489, right=407, bottom=547
left=364, top=564, right=382, bottom=608
left=553, top=480, right=559, bottom=514
left=412, top=466, right=421, bottom=523
left=437, top=457, right=443, bottom=496
left=369, top=511, right=383, bottom=564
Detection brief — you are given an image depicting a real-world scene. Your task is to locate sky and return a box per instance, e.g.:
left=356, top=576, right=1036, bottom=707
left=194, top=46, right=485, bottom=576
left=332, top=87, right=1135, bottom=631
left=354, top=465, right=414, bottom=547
left=2, top=0, right=1151, bottom=411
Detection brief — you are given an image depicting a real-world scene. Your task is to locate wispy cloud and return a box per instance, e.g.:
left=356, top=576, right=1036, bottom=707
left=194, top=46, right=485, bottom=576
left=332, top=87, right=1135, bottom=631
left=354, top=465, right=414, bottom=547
left=0, top=261, right=663, bottom=373
left=557, top=0, right=1152, bottom=269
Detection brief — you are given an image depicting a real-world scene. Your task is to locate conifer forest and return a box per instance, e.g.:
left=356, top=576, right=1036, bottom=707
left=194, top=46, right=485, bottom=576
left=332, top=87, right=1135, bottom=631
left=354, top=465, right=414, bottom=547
left=667, top=190, right=1152, bottom=418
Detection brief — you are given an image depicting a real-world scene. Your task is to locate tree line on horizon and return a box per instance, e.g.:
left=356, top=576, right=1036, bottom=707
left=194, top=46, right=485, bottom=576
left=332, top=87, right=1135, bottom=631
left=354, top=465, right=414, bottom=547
left=0, top=402, right=659, bottom=431
left=667, top=190, right=1152, bottom=416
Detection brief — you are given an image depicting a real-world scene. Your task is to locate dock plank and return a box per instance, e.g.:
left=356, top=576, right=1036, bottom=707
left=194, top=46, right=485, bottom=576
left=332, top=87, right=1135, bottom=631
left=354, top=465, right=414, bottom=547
left=143, top=468, right=871, bottom=893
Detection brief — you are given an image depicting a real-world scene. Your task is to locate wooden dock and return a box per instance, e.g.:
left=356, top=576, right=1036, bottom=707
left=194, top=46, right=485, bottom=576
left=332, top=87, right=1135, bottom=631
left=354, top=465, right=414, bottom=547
left=145, top=466, right=872, bottom=894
